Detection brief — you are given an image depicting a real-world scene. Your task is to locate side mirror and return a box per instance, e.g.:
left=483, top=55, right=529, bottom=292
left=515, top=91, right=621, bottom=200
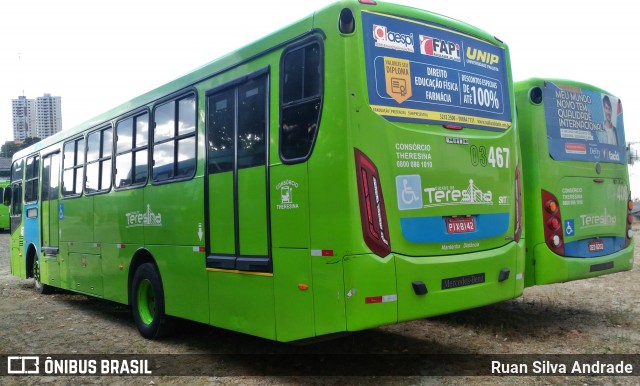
left=3, top=186, right=11, bottom=206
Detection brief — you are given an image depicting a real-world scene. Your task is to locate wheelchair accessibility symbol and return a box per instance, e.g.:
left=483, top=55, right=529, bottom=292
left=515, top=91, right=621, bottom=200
left=396, top=175, right=422, bottom=210
left=564, top=219, right=574, bottom=236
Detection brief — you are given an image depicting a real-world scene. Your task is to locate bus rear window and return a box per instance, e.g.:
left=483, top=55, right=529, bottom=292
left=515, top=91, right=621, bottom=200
left=280, top=40, right=323, bottom=162
left=362, top=11, right=512, bottom=131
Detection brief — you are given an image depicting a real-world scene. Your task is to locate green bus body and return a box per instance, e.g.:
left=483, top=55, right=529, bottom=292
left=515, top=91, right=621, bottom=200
left=515, top=78, right=634, bottom=287
left=0, top=180, right=9, bottom=230
left=8, top=0, right=523, bottom=342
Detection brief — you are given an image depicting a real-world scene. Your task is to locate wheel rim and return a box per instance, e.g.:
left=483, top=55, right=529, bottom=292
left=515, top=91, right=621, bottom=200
left=34, top=259, right=42, bottom=285
left=137, top=279, right=155, bottom=325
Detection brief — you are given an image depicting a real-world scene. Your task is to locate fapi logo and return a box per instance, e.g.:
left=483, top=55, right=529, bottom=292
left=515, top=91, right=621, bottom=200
left=419, top=35, right=461, bottom=62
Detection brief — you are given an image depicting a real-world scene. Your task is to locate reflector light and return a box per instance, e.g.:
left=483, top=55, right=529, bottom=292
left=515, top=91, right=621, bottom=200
left=545, top=200, right=557, bottom=213
left=365, top=294, right=398, bottom=303
left=542, top=190, right=564, bottom=255
left=311, top=249, right=335, bottom=256
left=359, top=0, right=377, bottom=4
left=365, top=296, right=383, bottom=304
left=354, top=149, right=391, bottom=257
left=626, top=196, right=633, bottom=246
left=514, top=164, right=522, bottom=242
left=443, top=125, right=463, bottom=130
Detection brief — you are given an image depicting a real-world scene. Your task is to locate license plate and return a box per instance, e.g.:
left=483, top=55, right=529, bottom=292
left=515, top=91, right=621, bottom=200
left=588, top=240, right=605, bottom=253
left=446, top=216, right=476, bottom=234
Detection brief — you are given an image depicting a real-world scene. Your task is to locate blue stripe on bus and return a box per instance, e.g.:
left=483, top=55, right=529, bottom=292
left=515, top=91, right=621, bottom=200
left=399, top=213, right=510, bottom=243
left=23, top=203, right=40, bottom=256
left=563, top=237, right=626, bottom=258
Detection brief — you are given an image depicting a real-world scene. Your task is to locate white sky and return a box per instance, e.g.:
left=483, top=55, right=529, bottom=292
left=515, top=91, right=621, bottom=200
left=1, top=0, right=638, bottom=194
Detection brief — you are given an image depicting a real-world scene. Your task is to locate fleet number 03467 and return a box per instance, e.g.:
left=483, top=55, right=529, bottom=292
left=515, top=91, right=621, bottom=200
left=470, top=146, right=510, bottom=168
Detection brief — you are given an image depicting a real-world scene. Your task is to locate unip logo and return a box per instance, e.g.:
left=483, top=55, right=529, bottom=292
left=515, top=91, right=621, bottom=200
left=466, top=47, right=500, bottom=65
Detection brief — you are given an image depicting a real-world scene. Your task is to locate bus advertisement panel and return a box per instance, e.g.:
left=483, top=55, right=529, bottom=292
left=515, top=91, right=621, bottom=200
left=515, top=79, right=634, bottom=287
left=363, top=11, right=512, bottom=131
left=542, top=81, right=626, bottom=164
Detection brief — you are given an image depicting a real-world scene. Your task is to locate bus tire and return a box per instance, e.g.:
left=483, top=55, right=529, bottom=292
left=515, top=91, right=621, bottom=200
left=33, top=254, right=53, bottom=294
left=131, top=262, right=174, bottom=339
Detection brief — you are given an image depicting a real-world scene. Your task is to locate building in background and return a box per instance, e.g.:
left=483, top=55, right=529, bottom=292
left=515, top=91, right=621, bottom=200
left=35, top=93, right=62, bottom=138
left=11, top=96, right=36, bottom=140
left=11, top=93, right=62, bottom=141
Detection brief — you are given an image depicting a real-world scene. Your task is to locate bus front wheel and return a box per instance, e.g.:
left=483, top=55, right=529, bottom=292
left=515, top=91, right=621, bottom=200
left=131, top=263, right=174, bottom=339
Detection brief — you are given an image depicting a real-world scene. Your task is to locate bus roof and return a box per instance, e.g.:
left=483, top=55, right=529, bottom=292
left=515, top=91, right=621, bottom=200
left=14, top=0, right=506, bottom=160
left=515, top=78, right=615, bottom=97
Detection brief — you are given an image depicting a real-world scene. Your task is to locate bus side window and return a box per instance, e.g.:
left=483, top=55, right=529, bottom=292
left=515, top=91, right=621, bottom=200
left=280, top=40, right=323, bottom=162
left=62, top=137, right=85, bottom=197
left=10, top=159, right=23, bottom=217
left=10, top=184, right=22, bottom=217
left=115, top=112, right=149, bottom=189
left=152, top=95, right=197, bottom=183
left=24, top=155, right=40, bottom=203
left=85, top=126, right=113, bottom=194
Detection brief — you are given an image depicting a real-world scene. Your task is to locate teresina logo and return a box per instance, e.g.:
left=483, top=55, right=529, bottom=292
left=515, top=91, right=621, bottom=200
left=580, top=208, right=616, bottom=228
left=125, top=205, right=162, bottom=228
left=423, top=179, right=493, bottom=207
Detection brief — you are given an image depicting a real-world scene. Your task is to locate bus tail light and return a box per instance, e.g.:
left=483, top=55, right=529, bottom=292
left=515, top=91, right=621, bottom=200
left=542, top=190, right=564, bottom=255
left=626, top=197, right=633, bottom=247
left=514, top=164, right=522, bottom=242
left=354, top=148, right=391, bottom=257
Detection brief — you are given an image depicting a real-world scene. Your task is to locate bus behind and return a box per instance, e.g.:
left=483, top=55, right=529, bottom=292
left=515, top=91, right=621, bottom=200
left=515, top=79, right=634, bottom=286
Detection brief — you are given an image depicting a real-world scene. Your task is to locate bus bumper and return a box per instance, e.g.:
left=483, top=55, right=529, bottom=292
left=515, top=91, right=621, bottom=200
left=342, top=240, right=525, bottom=331
left=533, top=239, right=635, bottom=285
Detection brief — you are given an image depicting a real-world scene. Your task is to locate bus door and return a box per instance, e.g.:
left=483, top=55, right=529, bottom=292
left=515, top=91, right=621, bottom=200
left=206, top=71, right=270, bottom=270
left=205, top=71, right=275, bottom=338
left=41, top=152, right=61, bottom=286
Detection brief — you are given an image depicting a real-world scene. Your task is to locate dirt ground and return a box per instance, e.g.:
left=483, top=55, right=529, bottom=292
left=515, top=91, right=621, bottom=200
left=1, top=229, right=639, bottom=385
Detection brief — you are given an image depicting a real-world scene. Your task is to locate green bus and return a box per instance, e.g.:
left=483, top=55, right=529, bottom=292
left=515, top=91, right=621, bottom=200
left=0, top=180, right=9, bottom=230
left=7, top=0, right=524, bottom=342
left=515, top=79, right=634, bottom=287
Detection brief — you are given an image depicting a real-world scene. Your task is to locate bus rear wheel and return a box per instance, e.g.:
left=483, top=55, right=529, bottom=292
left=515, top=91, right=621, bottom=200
left=131, top=263, right=174, bottom=339
left=33, top=254, right=53, bottom=294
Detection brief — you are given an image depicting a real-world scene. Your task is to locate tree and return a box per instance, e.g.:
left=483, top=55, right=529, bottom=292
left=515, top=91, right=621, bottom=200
left=0, top=137, right=42, bottom=158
